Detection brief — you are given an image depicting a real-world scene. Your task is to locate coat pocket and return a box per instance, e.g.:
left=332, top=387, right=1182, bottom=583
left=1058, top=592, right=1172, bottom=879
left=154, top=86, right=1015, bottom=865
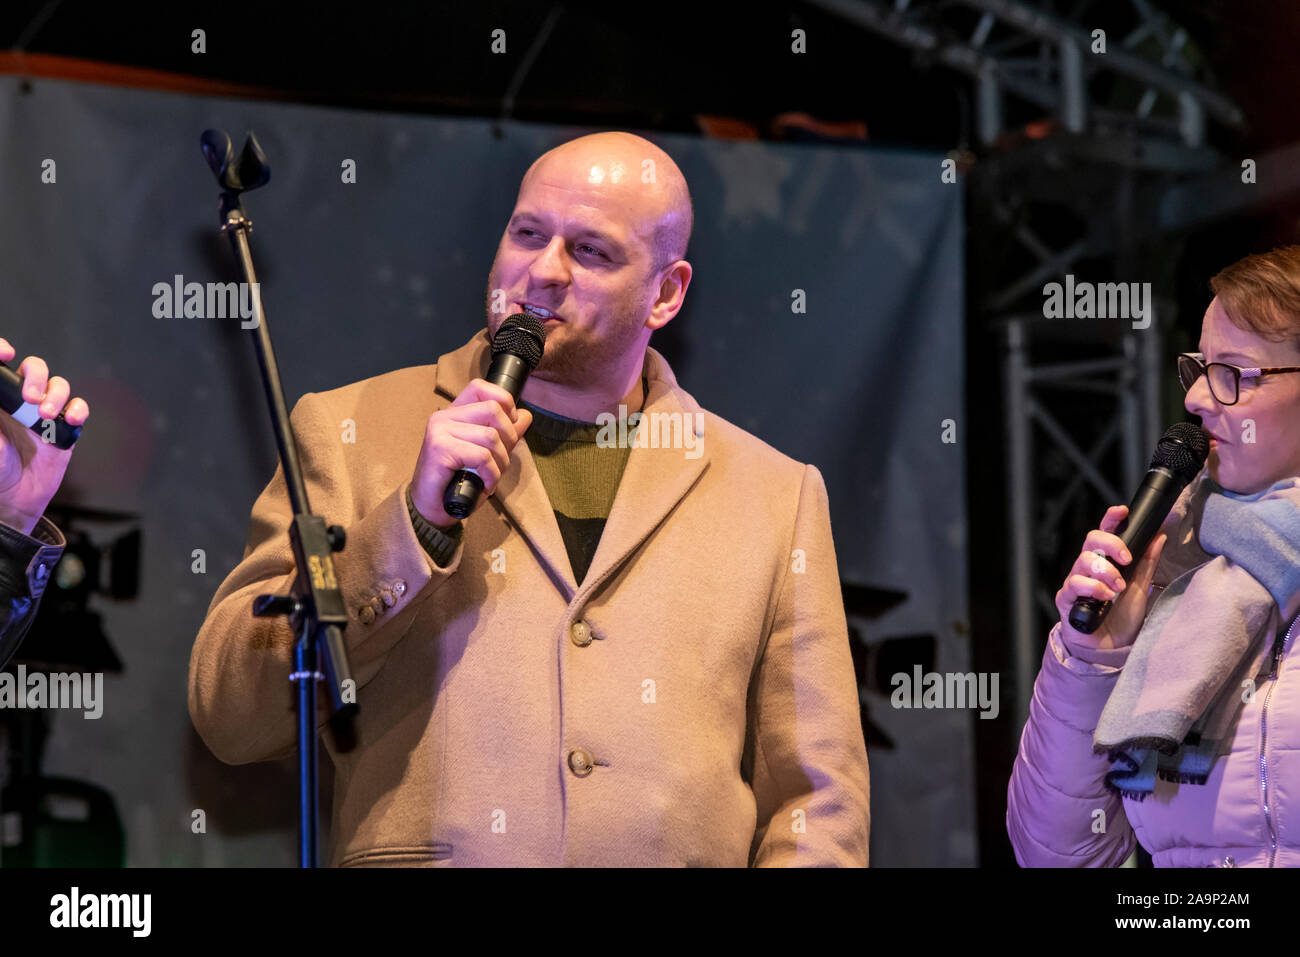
left=339, top=843, right=454, bottom=867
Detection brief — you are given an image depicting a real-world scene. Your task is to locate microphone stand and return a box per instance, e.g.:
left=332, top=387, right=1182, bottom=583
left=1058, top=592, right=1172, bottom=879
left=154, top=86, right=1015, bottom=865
left=200, top=129, right=358, bottom=867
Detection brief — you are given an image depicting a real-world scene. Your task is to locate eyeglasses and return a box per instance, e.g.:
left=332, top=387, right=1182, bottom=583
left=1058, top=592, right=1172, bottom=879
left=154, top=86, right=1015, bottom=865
left=1177, top=351, right=1300, bottom=406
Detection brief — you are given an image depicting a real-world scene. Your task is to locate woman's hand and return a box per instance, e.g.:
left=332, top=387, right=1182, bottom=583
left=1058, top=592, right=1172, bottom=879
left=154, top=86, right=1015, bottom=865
left=1054, top=504, right=1167, bottom=651
left=0, top=339, right=90, bottom=535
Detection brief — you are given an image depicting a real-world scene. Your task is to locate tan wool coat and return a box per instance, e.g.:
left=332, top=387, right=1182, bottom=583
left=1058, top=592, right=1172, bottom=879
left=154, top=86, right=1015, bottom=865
left=189, top=330, right=871, bottom=866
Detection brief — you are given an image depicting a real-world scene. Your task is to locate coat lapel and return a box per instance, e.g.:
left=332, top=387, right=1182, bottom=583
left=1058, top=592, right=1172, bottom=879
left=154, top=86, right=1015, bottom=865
left=431, top=332, right=710, bottom=602
left=431, top=331, right=576, bottom=593
left=492, top=437, right=577, bottom=593
left=576, top=348, right=709, bottom=602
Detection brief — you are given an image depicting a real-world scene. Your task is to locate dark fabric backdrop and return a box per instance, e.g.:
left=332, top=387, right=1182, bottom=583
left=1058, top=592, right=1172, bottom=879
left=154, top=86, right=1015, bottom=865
left=0, top=75, right=966, bottom=865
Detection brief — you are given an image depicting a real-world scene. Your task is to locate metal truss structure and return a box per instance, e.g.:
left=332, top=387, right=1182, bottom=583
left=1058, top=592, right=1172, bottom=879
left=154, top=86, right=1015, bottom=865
left=804, top=0, right=1286, bottom=729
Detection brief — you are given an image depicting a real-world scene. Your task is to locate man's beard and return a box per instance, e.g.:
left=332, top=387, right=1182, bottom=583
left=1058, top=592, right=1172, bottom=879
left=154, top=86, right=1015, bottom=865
left=483, top=284, right=650, bottom=387
left=529, top=329, right=588, bottom=384
left=528, top=323, right=642, bottom=385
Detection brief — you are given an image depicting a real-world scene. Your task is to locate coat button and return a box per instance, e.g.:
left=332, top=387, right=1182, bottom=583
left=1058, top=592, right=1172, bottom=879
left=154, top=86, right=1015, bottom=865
left=358, top=603, right=376, bottom=625
left=393, top=580, right=407, bottom=598
left=369, top=596, right=384, bottom=616
left=570, top=620, right=592, bottom=647
left=379, top=588, right=396, bottom=608
left=568, top=748, right=594, bottom=776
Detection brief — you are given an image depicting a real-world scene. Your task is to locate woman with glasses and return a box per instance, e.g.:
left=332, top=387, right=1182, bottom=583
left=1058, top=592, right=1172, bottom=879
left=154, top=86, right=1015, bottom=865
left=1008, top=246, right=1300, bottom=867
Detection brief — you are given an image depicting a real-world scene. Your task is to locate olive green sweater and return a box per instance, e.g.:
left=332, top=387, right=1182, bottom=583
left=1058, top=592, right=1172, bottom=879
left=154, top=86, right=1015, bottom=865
left=407, top=382, right=645, bottom=585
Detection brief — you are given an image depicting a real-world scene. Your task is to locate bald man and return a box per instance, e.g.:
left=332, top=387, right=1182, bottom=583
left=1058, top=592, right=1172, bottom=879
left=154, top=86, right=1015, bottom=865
left=191, top=132, right=870, bottom=867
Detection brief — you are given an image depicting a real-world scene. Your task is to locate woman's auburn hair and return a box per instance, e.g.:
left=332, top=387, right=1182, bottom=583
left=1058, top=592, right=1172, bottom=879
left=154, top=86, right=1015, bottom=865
left=1210, top=246, right=1300, bottom=348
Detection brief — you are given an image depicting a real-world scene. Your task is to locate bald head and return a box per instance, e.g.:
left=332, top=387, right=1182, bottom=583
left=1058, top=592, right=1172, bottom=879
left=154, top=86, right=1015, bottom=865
left=520, top=131, right=693, bottom=273
left=486, top=130, right=695, bottom=405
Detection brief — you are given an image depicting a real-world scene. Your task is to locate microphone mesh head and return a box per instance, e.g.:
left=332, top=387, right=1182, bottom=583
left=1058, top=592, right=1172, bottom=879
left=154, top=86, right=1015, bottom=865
left=1150, top=422, right=1210, bottom=483
left=491, top=313, right=546, bottom=369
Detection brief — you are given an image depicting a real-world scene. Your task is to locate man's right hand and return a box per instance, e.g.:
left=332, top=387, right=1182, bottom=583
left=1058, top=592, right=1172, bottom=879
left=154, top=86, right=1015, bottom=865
left=1054, top=504, right=1167, bottom=652
left=409, top=378, right=533, bottom=529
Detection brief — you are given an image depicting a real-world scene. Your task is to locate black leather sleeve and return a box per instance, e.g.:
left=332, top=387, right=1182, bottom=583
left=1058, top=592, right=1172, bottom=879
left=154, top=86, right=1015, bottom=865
left=0, top=516, right=65, bottom=671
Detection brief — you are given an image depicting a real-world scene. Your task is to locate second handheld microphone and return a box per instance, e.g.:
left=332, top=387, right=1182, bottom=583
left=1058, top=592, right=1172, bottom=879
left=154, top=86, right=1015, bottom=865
left=1067, top=421, right=1210, bottom=634
left=0, top=362, right=82, bottom=450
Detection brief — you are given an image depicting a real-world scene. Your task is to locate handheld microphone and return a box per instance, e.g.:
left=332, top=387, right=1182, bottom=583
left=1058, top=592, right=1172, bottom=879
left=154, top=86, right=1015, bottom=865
left=442, top=313, right=546, bottom=519
left=1068, top=422, right=1210, bottom=634
left=0, top=362, right=82, bottom=450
